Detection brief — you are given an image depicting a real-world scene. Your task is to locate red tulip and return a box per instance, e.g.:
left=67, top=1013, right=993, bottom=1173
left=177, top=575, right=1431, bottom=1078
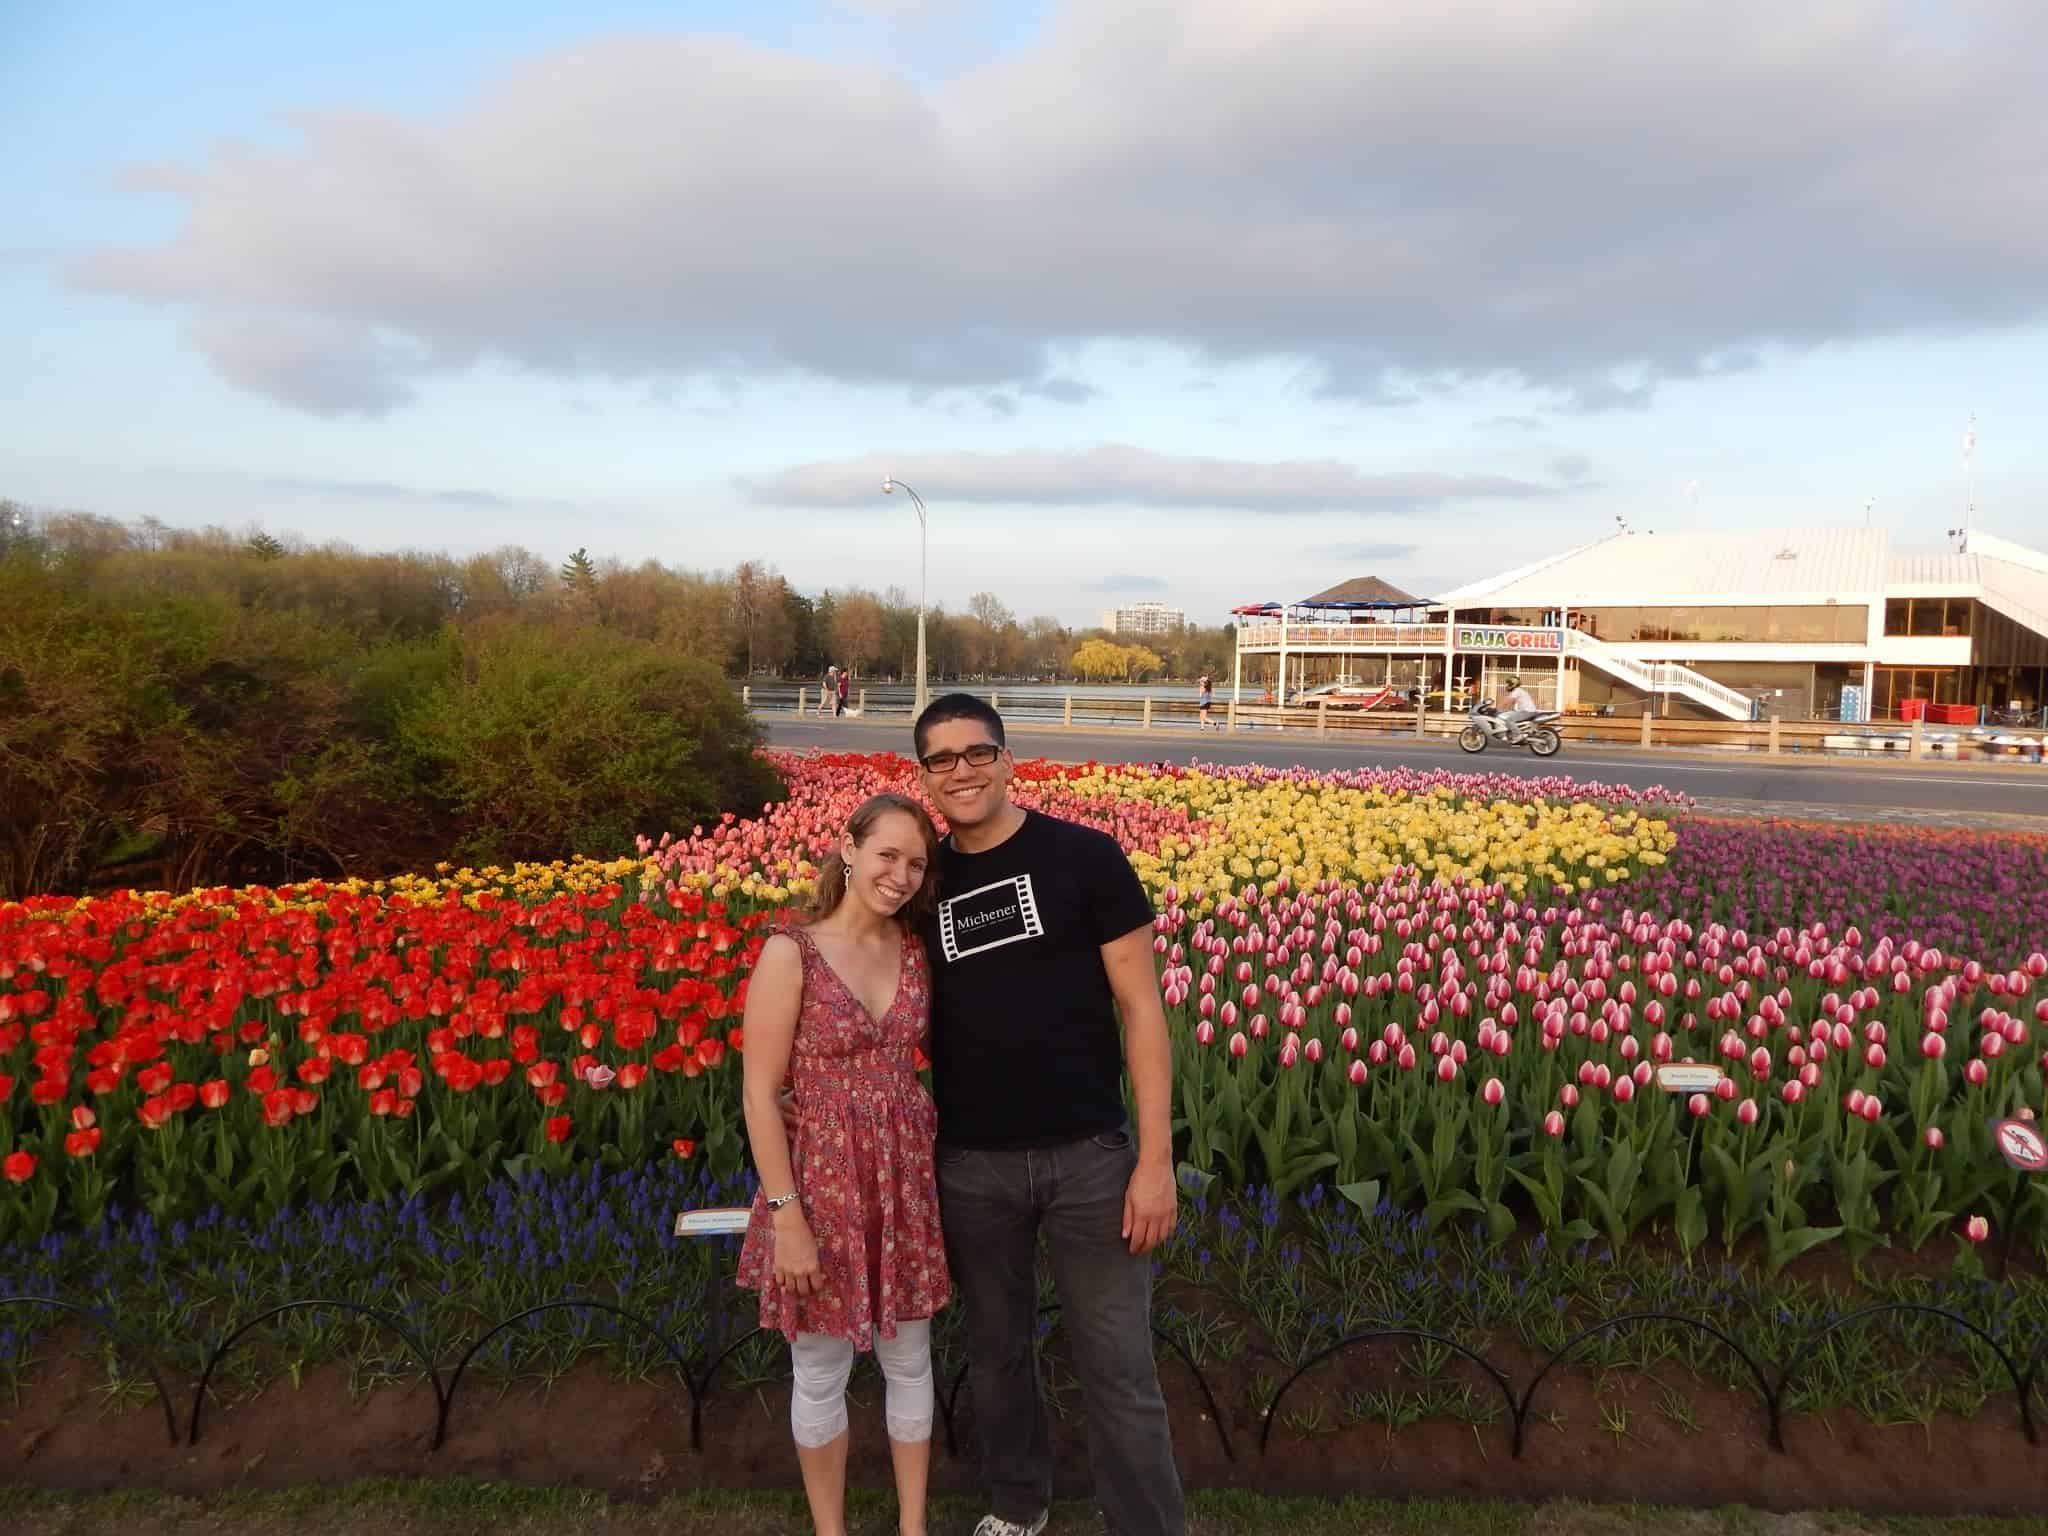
left=1965, top=1215, right=1990, bottom=1243
left=545, top=1114, right=574, bottom=1144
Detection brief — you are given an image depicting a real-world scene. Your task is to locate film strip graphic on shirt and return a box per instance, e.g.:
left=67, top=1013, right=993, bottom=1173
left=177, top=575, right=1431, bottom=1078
left=937, top=874, right=1043, bottom=962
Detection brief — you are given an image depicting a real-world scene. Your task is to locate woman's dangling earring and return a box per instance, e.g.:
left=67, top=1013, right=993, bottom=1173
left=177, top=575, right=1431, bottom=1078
left=843, top=860, right=853, bottom=881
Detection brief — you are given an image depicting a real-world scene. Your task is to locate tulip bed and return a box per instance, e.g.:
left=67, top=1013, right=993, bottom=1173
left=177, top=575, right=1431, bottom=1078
left=2, top=750, right=2045, bottom=1273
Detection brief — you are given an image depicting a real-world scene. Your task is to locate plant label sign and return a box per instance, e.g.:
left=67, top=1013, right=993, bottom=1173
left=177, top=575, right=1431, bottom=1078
left=674, top=1207, right=752, bottom=1238
left=1654, top=1063, right=1727, bottom=1094
left=1990, top=1118, right=2048, bottom=1174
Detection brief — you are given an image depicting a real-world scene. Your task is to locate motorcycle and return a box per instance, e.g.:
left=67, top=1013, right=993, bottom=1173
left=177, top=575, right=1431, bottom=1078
left=1458, top=700, right=1563, bottom=757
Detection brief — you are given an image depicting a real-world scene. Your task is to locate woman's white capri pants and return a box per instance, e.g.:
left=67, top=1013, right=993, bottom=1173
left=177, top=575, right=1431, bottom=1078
left=787, top=1320, right=934, bottom=1449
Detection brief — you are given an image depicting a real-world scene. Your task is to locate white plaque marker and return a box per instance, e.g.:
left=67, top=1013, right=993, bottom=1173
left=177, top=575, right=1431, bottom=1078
left=1654, top=1063, right=1729, bottom=1095
left=674, top=1207, right=753, bottom=1238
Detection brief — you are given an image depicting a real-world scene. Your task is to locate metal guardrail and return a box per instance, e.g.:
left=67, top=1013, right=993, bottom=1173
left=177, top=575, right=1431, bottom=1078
left=741, top=684, right=2048, bottom=763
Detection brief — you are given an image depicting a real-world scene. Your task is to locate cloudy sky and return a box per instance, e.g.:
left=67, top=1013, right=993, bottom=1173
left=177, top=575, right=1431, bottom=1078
left=5, top=0, right=2045, bottom=625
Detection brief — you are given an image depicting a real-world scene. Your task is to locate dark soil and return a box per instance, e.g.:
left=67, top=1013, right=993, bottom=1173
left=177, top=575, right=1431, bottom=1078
left=4, top=1331, right=2041, bottom=1517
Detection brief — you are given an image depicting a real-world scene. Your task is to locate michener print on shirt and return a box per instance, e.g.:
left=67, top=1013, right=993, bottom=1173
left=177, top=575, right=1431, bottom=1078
left=936, top=875, right=1044, bottom=962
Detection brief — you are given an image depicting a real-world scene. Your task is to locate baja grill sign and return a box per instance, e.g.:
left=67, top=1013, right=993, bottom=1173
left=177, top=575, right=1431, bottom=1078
left=1455, top=626, right=1564, bottom=654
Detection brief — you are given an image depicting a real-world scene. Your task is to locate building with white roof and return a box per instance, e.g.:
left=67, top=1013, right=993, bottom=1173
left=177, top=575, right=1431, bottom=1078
left=1232, top=528, right=2048, bottom=723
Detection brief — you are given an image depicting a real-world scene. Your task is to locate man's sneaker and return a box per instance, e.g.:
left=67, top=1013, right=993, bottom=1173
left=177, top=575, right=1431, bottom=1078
left=971, top=1514, right=1049, bottom=1536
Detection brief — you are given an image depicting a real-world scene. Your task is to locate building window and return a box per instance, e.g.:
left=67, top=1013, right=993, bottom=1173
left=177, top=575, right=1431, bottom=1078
left=1872, top=666, right=1965, bottom=717
left=1574, top=605, right=1866, bottom=645
left=1884, top=598, right=1973, bottom=637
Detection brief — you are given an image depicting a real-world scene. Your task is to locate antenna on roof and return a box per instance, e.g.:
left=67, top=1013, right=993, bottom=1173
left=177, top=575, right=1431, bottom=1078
left=1947, top=414, right=1977, bottom=551
left=1863, top=496, right=1874, bottom=529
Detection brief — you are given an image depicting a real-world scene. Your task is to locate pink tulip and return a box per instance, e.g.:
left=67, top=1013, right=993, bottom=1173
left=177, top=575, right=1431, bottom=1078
left=1195, top=1021, right=1216, bottom=1046
left=1965, top=1215, right=1990, bottom=1244
left=1612, top=1075, right=1635, bottom=1104
left=1859, top=1094, right=1882, bottom=1122
left=1864, top=1043, right=1886, bottom=1071
left=1559, top=1083, right=1580, bottom=1108
left=1542, top=1110, right=1566, bottom=1138
left=1736, top=1098, right=1759, bottom=1127
left=1688, top=1093, right=1711, bottom=1118
left=1781, top=1079, right=1805, bottom=1105
left=1923, top=1125, right=1943, bottom=1150
left=1340, top=1026, right=1360, bottom=1053
left=1348, top=1058, right=1368, bottom=1086
left=1965, top=1058, right=1989, bottom=1087
left=1920, top=1032, right=1945, bottom=1060
left=1481, top=1077, right=1504, bottom=1107
left=1304, top=1037, right=1324, bottom=1064
left=1397, top=1043, right=1418, bottom=1072
left=1227, top=1031, right=1248, bottom=1058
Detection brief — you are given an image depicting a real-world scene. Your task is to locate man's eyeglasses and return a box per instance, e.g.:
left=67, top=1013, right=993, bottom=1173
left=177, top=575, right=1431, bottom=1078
left=919, top=743, right=1002, bottom=774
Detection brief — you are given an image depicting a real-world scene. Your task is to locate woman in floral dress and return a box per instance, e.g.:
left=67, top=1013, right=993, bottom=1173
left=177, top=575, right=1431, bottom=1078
left=739, top=791, right=950, bottom=1536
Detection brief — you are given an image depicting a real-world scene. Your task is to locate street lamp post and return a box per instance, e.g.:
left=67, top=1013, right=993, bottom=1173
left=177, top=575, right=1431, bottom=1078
left=881, top=477, right=929, bottom=714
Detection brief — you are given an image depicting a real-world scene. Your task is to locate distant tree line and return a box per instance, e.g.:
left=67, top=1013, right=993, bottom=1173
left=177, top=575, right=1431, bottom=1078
left=0, top=503, right=1242, bottom=896
left=0, top=506, right=779, bottom=897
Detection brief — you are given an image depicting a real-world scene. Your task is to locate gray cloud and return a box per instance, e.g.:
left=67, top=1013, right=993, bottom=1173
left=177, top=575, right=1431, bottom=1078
left=262, top=474, right=579, bottom=513
left=1549, top=453, right=1595, bottom=484
left=1022, top=375, right=1100, bottom=404
left=1478, top=415, right=1544, bottom=432
left=76, top=3, right=2048, bottom=415
left=1326, top=541, right=1420, bottom=563
left=1082, top=572, right=1170, bottom=592
left=739, top=445, right=1560, bottom=512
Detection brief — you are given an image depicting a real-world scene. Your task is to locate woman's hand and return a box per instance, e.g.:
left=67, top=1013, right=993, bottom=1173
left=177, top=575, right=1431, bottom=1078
left=774, top=1209, right=825, bottom=1296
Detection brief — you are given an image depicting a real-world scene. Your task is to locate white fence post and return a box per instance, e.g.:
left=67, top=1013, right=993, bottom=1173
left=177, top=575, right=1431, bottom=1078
left=797, top=686, right=807, bottom=716
left=1142, top=697, right=1153, bottom=732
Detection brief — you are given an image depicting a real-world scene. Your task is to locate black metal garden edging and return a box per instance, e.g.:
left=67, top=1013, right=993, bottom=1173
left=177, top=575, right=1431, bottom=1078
left=0, top=1294, right=182, bottom=1446
left=9, top=1289, right=2048, bottom=1463
left=186, top=1298, right=445, bottom=1447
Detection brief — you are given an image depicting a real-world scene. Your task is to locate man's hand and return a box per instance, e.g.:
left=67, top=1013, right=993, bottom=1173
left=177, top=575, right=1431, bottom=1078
left=1121, top=1158, right=1178, bottom=1255
left=778, top=1087, right=800, bottom=1142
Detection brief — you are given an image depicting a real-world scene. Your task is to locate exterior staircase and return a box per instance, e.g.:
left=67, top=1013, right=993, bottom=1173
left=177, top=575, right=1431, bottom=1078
left=1563, top=630, right=1755, bottom=720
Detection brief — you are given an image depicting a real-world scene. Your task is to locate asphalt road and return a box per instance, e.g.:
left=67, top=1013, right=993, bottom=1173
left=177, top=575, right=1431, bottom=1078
left=760, top=715, right=2048, bottom=828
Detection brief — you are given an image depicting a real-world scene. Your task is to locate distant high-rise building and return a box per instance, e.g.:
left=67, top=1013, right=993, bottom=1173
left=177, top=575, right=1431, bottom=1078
left=1101, top=600, right=1187, bottom=635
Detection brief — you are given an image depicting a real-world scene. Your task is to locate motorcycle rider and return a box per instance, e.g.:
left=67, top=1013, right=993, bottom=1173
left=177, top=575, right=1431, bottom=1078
left=1496, top=675, right=1539, bottom=738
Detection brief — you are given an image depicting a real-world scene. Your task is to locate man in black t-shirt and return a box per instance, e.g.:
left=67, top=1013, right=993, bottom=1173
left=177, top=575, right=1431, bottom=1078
left=912, top=694, right=1183, bottom=1536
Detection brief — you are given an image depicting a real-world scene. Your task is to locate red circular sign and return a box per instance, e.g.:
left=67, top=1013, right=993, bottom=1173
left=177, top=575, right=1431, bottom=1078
left=1992, top=1118, right=2048, bottom=1173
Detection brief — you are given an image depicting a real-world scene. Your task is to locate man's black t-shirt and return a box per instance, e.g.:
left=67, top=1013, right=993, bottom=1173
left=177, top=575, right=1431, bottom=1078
left=920, top=809, right=1157, bottom=1149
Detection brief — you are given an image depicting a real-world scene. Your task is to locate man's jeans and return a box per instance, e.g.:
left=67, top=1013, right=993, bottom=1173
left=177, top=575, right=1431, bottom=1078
left=938, top=1129, right=1185, bottom=1536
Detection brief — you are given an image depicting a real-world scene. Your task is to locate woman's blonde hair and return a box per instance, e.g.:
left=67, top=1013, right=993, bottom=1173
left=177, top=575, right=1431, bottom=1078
left=805, top=792, right=941, bottom=925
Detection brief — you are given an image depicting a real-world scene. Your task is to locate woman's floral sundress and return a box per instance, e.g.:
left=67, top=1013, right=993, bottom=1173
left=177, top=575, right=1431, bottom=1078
left=737, top=921, right=950, bottom=1346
